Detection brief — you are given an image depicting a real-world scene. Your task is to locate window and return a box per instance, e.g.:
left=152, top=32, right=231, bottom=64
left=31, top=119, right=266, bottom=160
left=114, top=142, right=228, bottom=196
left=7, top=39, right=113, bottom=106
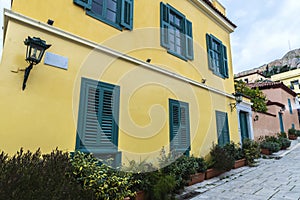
left=288, top=98, right=293, bottom=114
left=290, top=80, right=299, bottom=90
left=206, top=34, right=229, bottom=78
left=216, top=111, right=230, bottom=146
left=76, top=78, right=121, bottom=165
left=160, top=2, right=193, bottom=61
left=74, top=0, right=133, bottom=30
left=169, top=99, right=191, bottom=155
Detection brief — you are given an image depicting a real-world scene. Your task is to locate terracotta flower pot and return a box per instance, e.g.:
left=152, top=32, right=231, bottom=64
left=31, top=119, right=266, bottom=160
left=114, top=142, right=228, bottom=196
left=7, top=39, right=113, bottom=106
left=135, top=191, right=145, bottom=200
left=205, top=168, right=223, bottom=180
left=233, top=158, right=246, bottom=169
left=288, top=134, right=297, bottom=140
left=261, top=148, right=271, bottom=155
left=188, top=172, right=205, bottom=185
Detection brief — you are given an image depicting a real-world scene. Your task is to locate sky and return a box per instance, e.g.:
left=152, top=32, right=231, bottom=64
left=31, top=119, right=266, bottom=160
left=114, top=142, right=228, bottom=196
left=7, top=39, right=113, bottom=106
left=219, top=0, right=300, bottom=73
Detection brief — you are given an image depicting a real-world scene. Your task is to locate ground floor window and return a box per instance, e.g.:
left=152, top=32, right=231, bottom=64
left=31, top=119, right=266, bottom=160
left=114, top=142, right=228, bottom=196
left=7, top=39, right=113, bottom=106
left=216, top=111, right=230, bottom=146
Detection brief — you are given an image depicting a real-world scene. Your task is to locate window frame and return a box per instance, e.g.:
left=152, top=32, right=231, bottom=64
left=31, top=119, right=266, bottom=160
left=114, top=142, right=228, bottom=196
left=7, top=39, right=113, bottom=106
left=160, top=2, right=194, bottom=61
left=74, top=0, right=133, bottom=30
left=76, top=77, right=120, bottom=155
left=206, top=33, right=229, bottom=79
left=215, top=111, right=230, bottom=146
left=169, top=99, right=191, bottom=156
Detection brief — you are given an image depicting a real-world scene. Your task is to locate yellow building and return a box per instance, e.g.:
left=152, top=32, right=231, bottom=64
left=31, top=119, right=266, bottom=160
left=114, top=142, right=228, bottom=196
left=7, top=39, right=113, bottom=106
left=0, top=0, right=241, bottom=165
left=271, top=68, right=300, bottom=95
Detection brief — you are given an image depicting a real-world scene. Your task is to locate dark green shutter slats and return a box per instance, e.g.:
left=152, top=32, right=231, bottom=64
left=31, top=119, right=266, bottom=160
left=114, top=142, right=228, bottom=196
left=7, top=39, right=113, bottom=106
left=160, top=2, right=170, bottom=49
left=206, top=34, right=214, bottom=71
left=74, top=0, right=92, bottom=10
left=288, top=99, right=293, bottom=114
left=84, top=86, right=100, bottom=146
left=206, top=33, right=229, bottom=78
left=77, top=78, right=120, bottom=151
left=216, top=111, right=230, bottom=146
left=222, top=45, right=229, bottom=78
left=169, top=99, right=190, bottom=154
left=121, top=0, right=133, bottom=30
left=160, top=2, right=193, bottom=60
left=185, top=19, right=194, bottom=60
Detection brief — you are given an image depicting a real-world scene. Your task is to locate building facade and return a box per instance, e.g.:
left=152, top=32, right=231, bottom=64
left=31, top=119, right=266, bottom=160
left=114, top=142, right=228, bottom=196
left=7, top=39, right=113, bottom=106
left=248, top=82, right=299, bottom=139
left=0, top=0, right=239, bottom=164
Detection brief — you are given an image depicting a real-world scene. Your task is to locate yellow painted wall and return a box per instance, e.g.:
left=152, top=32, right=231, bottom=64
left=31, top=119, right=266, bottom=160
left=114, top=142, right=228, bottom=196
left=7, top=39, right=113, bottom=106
left=0, top=0, right=239, bottom=162
left=271, top=69, right=300, bottom=94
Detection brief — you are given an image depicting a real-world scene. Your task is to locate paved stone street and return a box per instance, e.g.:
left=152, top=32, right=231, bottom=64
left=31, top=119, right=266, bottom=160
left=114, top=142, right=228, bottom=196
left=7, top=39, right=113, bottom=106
left=189, top=143, right=300, bottom=200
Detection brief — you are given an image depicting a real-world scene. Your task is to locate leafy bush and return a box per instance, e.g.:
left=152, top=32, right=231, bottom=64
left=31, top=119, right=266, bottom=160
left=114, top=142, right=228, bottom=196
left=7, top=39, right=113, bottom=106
left=277, top=132, right=287, bottom=138
left=288, top=128, right=297, bottom=136
left=224, top=142, right=244, bottom=160
left=296, top=130, right=300, bottom=137
left=242, top=139, right=260, bottom=166
left=260, top=141, right=281, bottom=153
left=0, top=148, right=92, bottom=200
left=210, top=144, right=235, bottom=171
left=278, top=137, right=291, bottom=149
left=70, top=151, right=139, bottom=200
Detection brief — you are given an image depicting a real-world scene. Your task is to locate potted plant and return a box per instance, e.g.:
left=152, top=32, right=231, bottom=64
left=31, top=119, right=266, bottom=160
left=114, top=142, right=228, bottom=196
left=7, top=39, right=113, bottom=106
left=188, top=157, right=207, bottom=185
left=278, top=137, right=291, bottom=150
left=288, top=128, right=297, bottom=140
left=224, top=142, right=246, bottom=169
left=242, top=139, right=260, bottom=167
left=205, top=144, right=235, bottom=179
left=260, top=141, right=280, bottom=155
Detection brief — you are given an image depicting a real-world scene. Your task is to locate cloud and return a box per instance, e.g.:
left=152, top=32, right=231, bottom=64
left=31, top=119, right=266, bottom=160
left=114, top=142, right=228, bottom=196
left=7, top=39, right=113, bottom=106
left=219, top=0, right=300, bottom=73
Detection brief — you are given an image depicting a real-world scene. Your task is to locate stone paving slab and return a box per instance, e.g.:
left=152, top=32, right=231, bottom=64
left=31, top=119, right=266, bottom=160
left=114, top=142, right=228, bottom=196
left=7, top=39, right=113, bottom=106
left=179, top=141, right=300, bottom=200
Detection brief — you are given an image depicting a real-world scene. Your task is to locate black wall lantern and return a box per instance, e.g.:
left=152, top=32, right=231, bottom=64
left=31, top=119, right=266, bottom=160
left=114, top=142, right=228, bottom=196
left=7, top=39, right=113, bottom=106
left=230, top=92, right=243, bottom=112
left=22, top=36, right=51, bottom=90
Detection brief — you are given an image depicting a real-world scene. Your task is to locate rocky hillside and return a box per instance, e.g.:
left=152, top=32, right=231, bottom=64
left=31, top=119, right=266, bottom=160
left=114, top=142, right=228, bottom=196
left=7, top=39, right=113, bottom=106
left=236, top=48, right=300, bottom=77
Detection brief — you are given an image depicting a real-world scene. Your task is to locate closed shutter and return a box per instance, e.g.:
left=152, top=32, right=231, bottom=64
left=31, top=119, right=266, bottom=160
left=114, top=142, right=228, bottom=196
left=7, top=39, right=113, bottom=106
left=288, top=99, right=293, bottom=114
left=169, top=99, right=190, bottom=154
left=185, top=19, right=194, bottom=60
left=77, top=78, right=120, bottom=152
left=216, top=111, right=230, bottom=146
left=120, top=0, right=133, bottom=30
left=73, top=0, right=92, bottom=10
left=160, top=2, right=170, bottom=49
left=206, top=34, right=214, bottom=71
left=222, top=45, right=229, bottom=78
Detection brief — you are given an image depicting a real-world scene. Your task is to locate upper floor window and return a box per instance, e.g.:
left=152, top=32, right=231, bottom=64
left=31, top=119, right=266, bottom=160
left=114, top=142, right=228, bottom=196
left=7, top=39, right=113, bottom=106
left=74, top=0, right=133, bottom=30
left=290, top=80, right=299, bottom=90
left=206, top=34, right=229, bottom=78
left=160, top=2, right=193, bottom=61
left=288, top=98, right=293, bottom=114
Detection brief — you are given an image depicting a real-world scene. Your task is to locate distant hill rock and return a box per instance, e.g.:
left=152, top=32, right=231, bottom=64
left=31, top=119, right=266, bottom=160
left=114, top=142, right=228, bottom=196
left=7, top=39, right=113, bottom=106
left=236, top=48, right=300, bottom=77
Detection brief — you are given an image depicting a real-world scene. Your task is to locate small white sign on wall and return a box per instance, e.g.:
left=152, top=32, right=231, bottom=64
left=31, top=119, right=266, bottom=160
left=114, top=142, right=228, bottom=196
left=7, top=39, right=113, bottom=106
left=44, top=52, right=68, bottom=70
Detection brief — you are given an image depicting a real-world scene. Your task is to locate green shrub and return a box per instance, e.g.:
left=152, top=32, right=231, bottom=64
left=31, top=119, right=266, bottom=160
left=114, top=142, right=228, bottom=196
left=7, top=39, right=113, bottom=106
left=260, top=141, right=281, bottom=153
left=242, top=139, right=260, bottom=167
left=278, top=137, right=291, bottom=149
left=277, top=132, right=287, bottom=138
left=70, top=151, right=139, bottom=200
left=210, top=144, right=235, bottom=171
left=296, top=130, right=300, bottom=137
left=224, top=142, right=244, bottom=160
left=0, top=148, right=91, bottom=200
left=288, top=128, right=297, bottom=136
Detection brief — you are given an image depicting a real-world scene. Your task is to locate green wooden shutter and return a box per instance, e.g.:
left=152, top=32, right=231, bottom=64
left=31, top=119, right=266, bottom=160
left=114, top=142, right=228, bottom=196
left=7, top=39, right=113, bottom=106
left=288, top=98, right=293, bottom=114
left=169, top=99, right=190, bottom=154
left=73, top=0, right=92, bottom=10
left=216, top=111, right=230, bottom=146
left=185, top=19, right=194, bottom=60
left=206, top=34, right=214, bottom=71
left=77, top=78, right=120, bottom=152
left=222, top=44, right=229, bottom=78
left=120, top=0, right=133, bottom=30
left=160, top=2, right=170, bottom=49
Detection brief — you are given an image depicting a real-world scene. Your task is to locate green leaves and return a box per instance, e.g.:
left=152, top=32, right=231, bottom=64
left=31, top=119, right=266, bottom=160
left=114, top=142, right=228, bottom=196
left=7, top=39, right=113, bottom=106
left=235, top=80, right=268, bottom=112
